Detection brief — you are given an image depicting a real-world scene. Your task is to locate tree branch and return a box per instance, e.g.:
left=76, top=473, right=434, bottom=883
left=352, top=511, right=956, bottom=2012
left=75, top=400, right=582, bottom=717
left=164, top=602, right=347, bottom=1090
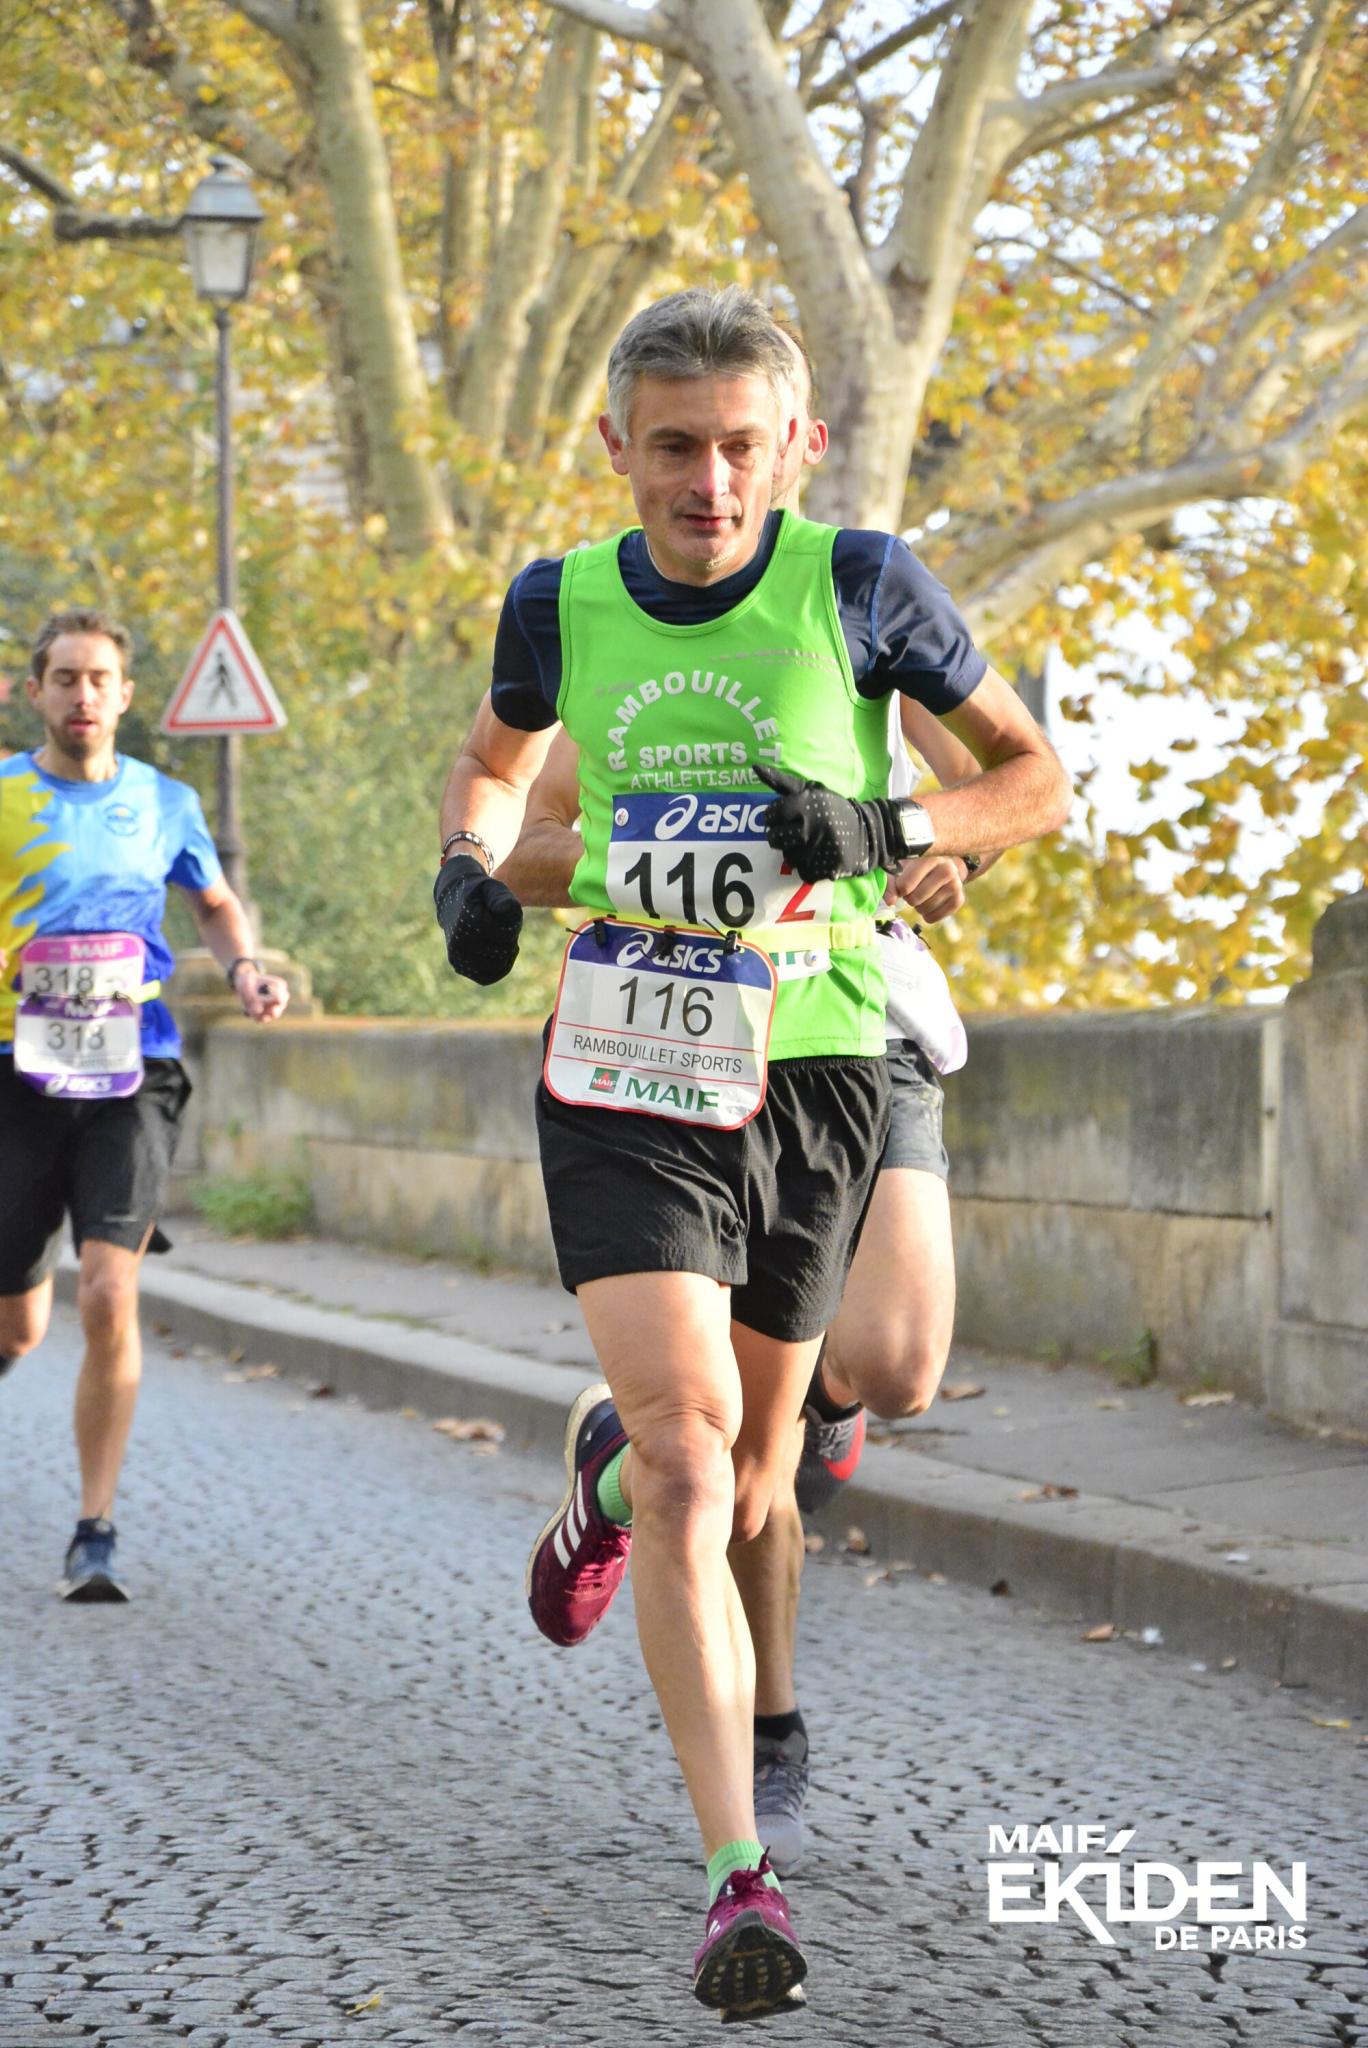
left=106, top=0, right=295, bottom=186
left=805, top=3, right=956, bottom=109
left=0, top=142, right=183, bottom=240
left=1006, top=0, right=1294, bottom=170
left=954, top=336, right=1368, bottom=643
left=1198, top=204, right=1368, bottom=421
left=540, top=0, right=680, bottom=54
left=226, top=0, right=306, bottom=57
left=1090, top=0, right=1344, bottom=454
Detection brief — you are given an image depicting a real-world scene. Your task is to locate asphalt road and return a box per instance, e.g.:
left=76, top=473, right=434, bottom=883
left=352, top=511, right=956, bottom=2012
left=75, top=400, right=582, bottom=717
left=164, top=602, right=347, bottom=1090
left=3, top=1309, right=1364, bottom=2047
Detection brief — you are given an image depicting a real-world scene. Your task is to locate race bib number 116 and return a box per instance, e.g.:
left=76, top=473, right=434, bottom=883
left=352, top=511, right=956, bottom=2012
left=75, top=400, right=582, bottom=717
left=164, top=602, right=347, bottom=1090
left=544, top=920, right=777, bottom=1129
left=606, top=791, right=834, bottom=932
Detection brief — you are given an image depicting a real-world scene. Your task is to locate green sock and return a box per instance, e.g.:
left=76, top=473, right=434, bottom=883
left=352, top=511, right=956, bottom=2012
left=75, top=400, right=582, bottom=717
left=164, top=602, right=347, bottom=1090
left=706, top=1839, right=782, bottom=1904
left=595, top=1446, right=632, bottom=1526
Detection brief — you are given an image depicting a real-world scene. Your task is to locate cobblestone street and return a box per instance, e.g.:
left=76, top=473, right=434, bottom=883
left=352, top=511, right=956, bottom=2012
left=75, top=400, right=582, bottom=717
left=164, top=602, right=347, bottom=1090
left=3, top=1308, right=1365, bottom=2048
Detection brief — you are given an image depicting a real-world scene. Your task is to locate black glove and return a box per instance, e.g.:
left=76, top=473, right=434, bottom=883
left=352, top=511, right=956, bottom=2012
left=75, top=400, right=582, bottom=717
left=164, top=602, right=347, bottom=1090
left=433, top=854, right=523, bottom=986
left=754, top=764, right=928, bottom=883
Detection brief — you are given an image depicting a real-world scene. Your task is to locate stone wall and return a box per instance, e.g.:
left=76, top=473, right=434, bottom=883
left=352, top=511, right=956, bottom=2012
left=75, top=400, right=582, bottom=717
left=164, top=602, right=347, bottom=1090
left=193, top=1001, right=1284, bottom=1403
left=1270, top=892, right=1368, bottom=1434
left=941, top=1008, right=1278, bottom=1403
left=196, top=1017, right=556, bottom=1279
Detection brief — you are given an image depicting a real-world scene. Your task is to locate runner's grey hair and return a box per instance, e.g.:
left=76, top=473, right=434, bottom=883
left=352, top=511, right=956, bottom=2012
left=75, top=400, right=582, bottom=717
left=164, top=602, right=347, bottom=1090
left=31, top=607, right=133, bottom=682
left=606, top=287, right=796, bottom=442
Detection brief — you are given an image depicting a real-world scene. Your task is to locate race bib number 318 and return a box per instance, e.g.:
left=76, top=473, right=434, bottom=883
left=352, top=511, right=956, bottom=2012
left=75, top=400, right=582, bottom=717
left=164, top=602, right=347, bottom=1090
left=544, top=921, right=777, bottom=1129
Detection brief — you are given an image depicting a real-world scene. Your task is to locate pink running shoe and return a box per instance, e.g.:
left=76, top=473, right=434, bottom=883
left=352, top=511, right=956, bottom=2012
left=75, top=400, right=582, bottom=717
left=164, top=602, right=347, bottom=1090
left=693, top=1859, right=807, bottom=2016
left=526, top=1382, right=631, bottom=1647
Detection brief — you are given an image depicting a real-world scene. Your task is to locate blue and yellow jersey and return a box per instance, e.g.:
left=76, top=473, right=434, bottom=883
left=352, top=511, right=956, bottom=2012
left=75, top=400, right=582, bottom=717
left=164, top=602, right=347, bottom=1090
left=0, top=752, right=221, bottom=1058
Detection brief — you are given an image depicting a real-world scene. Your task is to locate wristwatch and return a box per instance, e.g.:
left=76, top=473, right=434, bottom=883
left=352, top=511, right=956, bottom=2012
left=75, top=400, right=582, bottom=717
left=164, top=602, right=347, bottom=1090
left=893, top=799, right=934, bottom=859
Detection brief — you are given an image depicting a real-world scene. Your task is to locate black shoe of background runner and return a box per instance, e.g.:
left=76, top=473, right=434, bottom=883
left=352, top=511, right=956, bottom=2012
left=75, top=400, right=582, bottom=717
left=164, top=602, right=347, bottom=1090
left=0, top=1355, right=15, bottom=1380
left=58, top=1519, right=130, bottom=1603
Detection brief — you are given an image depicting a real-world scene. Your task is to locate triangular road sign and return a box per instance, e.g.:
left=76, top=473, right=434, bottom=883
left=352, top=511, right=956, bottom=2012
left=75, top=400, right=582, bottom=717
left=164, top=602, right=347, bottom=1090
left=162, top=610, right=287, bottom=736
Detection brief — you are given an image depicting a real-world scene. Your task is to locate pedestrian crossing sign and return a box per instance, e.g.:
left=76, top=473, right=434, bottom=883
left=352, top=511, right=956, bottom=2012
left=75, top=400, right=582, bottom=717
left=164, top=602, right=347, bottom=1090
left=162, top=610, right=287, bottom=735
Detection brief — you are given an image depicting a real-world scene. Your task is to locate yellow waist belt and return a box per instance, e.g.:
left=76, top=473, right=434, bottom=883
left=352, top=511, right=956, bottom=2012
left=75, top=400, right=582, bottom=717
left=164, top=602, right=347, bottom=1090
left=551, top=908, right=876, bottom=952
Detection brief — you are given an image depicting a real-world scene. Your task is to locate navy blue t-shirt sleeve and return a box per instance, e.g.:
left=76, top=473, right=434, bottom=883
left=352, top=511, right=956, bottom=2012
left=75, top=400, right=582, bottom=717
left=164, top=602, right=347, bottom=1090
left=489, top=556, right=566, bottom=731
left=833, top=530, right=986, bottom=714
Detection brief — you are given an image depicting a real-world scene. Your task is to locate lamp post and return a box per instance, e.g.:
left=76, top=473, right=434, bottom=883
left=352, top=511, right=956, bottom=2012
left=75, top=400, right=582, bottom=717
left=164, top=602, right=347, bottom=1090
left=180, top=155, right=264, bottom=915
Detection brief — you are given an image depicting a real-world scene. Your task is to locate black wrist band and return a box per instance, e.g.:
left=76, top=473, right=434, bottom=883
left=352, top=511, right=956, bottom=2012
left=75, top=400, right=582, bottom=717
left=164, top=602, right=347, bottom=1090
left=226, top=956, right=262, bottom=988
left=962, top=854, right=981, bottom=875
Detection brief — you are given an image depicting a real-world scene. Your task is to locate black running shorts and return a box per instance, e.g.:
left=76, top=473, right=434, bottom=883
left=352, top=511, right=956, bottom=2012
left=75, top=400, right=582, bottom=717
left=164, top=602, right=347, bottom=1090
left=882, top=1038, right=950, bottom=1179
left=0, top=1055, right=192, bottom=1294
left=536, top=1050, right=891, bottom=1344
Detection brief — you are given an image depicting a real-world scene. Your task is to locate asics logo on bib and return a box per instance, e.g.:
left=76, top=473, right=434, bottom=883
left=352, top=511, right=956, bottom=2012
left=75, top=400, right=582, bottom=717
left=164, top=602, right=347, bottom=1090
left=652, top=795, right=772, bottom=841
left=613, top=792, right=772, bottom=844
left=616, top=932, right=724, bottom=974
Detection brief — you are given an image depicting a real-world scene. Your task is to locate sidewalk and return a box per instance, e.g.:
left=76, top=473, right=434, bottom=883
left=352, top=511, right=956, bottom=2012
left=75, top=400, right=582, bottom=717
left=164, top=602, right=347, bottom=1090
left=65, top=1217, right=1368, bottom=1710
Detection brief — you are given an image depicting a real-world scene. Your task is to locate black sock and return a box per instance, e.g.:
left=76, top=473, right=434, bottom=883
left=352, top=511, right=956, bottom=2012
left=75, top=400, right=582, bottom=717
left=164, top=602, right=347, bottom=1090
left=754, top=1708, right=807, bottom=1749
left=807, top=1343, right=859, bottom=1423
left=0, top=1356, right=15, bottom=1381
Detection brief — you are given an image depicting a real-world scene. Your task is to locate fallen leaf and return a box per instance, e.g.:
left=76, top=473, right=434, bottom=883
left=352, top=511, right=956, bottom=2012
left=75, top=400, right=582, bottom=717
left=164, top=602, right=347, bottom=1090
left=432, top=1416, right=507, bottom=1443
left=308, top=1382, right=336, bottom=1399
left=940, top=1382, right=985, bottom=1402
left=990, top=1578, right=1012, bottom=1597
left=226, top=1346, right=244, bottom=1365
left=1220, top=1657, right=1238, bottom=1671
left=1083, top=1623, right=1116, bottom=1642
left=1182, top=1390, right=1235, bottom=1408
left=1094, top=1397, right=1125, bottom=1410
left=243, top=1363, right=279, bottom=1381
left=1019, top=1482, right=1079, bottom=1502
left=802, top=1532, right=825, bottom=1554
left=346, top=1993, right=383, bottom=2016
left=862, top=1569, right=889, bottom=1589
left=992, top=1405, right=1011, bottom=1417
left=399, top=1405, right=420, bottom=1419
left=152, top=1320, right=172, bottom=1338
left=1309, top=1717, right=1352, bottom=1731
left=925, top=1571, right=947, bottom=1586
left=843, top=1526, right=871, bottom=1555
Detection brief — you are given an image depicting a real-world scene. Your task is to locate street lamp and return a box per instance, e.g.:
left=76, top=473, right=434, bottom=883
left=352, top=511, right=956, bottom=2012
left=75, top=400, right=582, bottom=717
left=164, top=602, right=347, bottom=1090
left=180, top=155, right=264, bottom=913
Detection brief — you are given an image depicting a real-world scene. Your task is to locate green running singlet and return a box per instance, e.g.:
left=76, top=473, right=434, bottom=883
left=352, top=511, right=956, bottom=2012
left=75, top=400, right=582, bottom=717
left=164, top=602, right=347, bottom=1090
left=556, top=511, right=893, bottom=1062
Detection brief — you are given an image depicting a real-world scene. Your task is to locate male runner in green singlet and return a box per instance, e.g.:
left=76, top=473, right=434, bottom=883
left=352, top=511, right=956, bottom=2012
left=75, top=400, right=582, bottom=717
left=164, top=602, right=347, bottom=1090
left=433, top=287, right=1069, bottom=2016
left=497, top=322, right=1019, bottom=1875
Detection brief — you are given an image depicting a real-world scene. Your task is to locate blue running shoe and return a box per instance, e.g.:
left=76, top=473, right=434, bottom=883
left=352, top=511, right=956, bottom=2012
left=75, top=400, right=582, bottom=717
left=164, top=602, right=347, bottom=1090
left=58, top=1519, right=129, bottom=1603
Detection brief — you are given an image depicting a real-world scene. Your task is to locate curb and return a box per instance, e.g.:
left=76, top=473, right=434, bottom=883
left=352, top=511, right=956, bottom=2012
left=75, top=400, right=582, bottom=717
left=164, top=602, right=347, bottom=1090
left=59, top=1263, right=1368, bottom=1710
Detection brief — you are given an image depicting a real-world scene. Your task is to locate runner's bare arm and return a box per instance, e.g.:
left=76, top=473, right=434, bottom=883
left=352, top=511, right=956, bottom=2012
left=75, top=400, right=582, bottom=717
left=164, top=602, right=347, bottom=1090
left=890, top=700, right=1003, bottom=914
left=914, top=667, right=1070, bottom=859
left=494, top=728, right=582, bottom=908
left=439, top=692, right=558, bottom=866
left=185, top=876, right=289, bottom=1022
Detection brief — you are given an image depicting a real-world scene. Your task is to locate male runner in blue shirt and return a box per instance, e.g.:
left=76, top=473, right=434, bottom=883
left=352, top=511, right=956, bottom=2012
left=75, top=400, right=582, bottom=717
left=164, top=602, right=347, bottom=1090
left=0, top=608, right=289, bottom=1601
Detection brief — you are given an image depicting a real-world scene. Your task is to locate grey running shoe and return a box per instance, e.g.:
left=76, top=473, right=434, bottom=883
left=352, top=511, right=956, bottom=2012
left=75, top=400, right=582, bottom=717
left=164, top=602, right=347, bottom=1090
left=794, top=1399, right=866, bottom=1515
left=58, top=1518, right=129, bottom=1603
left=754, top=1729, right=810, bottom=1876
